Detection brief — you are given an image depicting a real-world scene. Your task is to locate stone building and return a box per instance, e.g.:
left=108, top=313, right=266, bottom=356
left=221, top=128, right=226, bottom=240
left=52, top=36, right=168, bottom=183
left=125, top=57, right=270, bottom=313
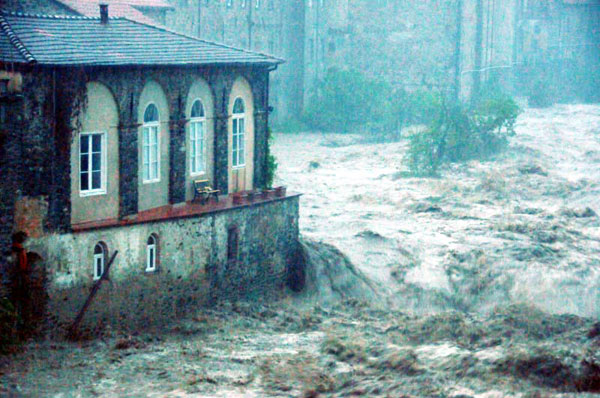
left=0, top=9, right=300, bottom=330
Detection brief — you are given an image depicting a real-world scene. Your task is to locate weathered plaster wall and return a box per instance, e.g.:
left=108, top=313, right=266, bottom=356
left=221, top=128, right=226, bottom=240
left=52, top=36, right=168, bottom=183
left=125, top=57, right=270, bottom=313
left=228, top=76, right=255, bottom=193
left=70, top=82, right=120, bottom=224
left=137, top=80, right=170, bottom=212
left=184, top=78, right=215, bottom=201
left=29, top=196, right=300, bottom=331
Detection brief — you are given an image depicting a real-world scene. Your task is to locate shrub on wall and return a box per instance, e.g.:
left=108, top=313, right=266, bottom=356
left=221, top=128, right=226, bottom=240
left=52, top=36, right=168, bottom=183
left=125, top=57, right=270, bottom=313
left=264, top=128, right=278, bottom=189
left=406, top=95, right=520, bottom=176
left=0, top=297, right=19, bottom=354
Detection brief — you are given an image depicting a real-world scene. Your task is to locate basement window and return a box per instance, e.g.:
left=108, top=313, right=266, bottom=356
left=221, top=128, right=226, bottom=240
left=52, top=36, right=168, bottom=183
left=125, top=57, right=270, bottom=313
left=93, top=242, right=107, bottom=280
left=146, top=234, right=158, bottom=272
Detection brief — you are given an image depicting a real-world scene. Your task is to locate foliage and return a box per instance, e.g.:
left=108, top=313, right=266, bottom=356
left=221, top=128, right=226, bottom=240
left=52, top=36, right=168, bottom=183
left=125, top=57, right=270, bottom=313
left=264, top=128, right=278, bottom=189
left=528, top=78, right=555, bottom=109
left=272, top=116, right=307, bottom=134
left=0, top=297, right=19, bottom=354
left=303, top=68, right=401, bottom=138
left=406, top=95, right=520, bottom=176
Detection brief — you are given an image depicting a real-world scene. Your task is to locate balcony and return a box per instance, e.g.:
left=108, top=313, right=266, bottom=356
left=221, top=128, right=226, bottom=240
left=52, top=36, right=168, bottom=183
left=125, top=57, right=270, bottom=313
left=71, top=190, right=300, bottom=233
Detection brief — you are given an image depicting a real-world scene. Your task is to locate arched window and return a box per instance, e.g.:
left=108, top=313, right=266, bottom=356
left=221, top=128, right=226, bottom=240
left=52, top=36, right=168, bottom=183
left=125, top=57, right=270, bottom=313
left=232, top=98, right=246, bottom=168
left=146, top=234, right=158, bottom=272
left=93, top=242, right=107, bottom=280
left=143, top=103, right=160, bottom=183
left=190, top=99, right=206, bottom=176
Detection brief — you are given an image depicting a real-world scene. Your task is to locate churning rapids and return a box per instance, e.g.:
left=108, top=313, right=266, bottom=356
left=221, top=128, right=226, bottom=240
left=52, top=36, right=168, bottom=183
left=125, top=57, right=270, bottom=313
left=1, top=104, right=599, bottom=397
left=276, top=104, right=600, bottom=317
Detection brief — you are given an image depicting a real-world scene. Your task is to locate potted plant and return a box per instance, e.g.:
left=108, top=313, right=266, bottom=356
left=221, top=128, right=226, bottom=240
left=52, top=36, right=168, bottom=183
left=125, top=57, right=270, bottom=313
left=246, top=190, right=256, bottom=202
left=232, top=192, right=244, bottom=205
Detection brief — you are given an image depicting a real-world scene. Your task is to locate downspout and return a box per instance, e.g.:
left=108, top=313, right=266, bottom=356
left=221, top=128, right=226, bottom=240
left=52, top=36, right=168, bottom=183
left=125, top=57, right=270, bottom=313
left=472, top=0, right=484, bottom=105
left=454, top=0, right=463, bottom=101
left=197, top=0, right=202, bottom=38
left=248, top=1, right=253, bottom=49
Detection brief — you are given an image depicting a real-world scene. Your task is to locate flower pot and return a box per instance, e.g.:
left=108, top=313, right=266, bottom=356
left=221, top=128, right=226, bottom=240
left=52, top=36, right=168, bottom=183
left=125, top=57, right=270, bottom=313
left=232, top=193, right=244, bottom=205
left=246, top=191, right=256, bottom=202
left=258, top=189, right=271, bottom=199
left=274, top=186, right=286, bottom=197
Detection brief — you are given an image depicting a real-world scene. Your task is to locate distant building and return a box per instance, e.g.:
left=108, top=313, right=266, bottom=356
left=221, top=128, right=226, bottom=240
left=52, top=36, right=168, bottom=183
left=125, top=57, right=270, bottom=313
left=0, top=8, right=300, bottom=330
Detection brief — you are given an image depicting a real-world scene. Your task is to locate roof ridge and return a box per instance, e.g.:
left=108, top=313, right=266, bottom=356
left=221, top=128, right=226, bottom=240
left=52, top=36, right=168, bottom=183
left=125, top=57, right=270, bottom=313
left=121, top=16, right=285, bottom=64
left=0, top=12, right=36, bottom=64
left=0, top=10, right=123, bottom=21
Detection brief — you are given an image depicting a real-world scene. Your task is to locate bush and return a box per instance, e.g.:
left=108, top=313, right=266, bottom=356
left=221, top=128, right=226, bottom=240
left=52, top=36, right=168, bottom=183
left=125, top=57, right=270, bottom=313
left=406, top=95, right=520, bottom=176
left=271, top=117, right=307, bottom=134
left=303, top=68, right=403, bottom=139
left=264, top=128, right=278, bottom=189
left=0, top=297, right=19, bottom=354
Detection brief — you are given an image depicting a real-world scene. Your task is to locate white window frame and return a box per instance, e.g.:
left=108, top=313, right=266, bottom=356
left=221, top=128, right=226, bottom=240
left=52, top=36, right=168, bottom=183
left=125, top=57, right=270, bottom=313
left=232, top=99, right=246, bottom=169
left=142, top=103, right=161, bottom=184
left=146, top=235, right=157, bottom=272
left=190, top=99, right=207, bottom=176
left=79, top=132, right=107, bottom=197
left=93, top=244, right=106, bottom=281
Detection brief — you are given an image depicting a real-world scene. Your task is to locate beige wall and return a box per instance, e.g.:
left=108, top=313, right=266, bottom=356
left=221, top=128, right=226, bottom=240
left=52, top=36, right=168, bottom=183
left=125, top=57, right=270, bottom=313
left=184, top=78, right=215, bottom=201
left=70, top=82, right=120, bottom=225
left=138, top=81, right=170, bottom=212
left=228, top=77, right=255, bottom=193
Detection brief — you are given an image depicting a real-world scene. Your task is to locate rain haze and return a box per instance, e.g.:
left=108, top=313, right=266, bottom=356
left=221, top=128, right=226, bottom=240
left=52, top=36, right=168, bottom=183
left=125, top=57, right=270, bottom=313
left=1, top=0, right=600, bottom=396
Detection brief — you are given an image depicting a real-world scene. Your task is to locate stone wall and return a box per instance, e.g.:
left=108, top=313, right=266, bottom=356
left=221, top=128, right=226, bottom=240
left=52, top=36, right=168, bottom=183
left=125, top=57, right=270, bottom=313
left=29, top=195, right=300, bottom=332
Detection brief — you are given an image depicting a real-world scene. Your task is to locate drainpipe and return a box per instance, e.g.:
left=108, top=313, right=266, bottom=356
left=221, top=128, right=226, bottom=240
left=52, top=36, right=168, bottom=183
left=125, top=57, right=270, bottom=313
left=454, top=0, right=463, bottom=101
left=472, top=0, right=484, bottom=105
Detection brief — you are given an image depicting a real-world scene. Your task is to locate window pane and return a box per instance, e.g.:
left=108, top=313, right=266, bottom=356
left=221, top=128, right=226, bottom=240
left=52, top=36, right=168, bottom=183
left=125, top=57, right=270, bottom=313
left=143, top=145, right=149, bottom=165
left=80, top=135, right=89, bottom=154
left=151, top=162, right=158, bottom=179
left=233, top=98, right=245, bottom=114
left=143, top=128, right=149, bottom=144
left=92, top=135, right=102, bottom=152
left=239, top=147, right=245, bottom=165
left=152, top=127, right=158, bottom=145
left=191, top=100, right=204, bottom=118
left=144, top=163, right=150, bottom=180
left=81, top=172, right=89, bottom=191
left=92, top=171, right=101, bottom=189
left=198, top=122, right=204, bottom=141
left=149, top=248, right=154, bottom=269
left=144, top=104, right=159, bottom=123
left=80, top=154, right=89, bottom=172
left=91, top=153, right=101, bottom=172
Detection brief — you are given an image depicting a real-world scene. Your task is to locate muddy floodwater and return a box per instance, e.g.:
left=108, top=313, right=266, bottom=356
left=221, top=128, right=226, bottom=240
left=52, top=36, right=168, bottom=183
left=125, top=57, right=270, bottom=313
left=1, top=105, right=600, bottom=397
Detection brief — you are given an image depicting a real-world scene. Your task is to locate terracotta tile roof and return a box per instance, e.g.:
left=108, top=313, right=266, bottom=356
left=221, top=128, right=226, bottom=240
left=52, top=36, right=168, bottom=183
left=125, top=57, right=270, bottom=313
left=55, top=0, right=160, bottom=25
left=0, top=11, right=283, bottom=66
